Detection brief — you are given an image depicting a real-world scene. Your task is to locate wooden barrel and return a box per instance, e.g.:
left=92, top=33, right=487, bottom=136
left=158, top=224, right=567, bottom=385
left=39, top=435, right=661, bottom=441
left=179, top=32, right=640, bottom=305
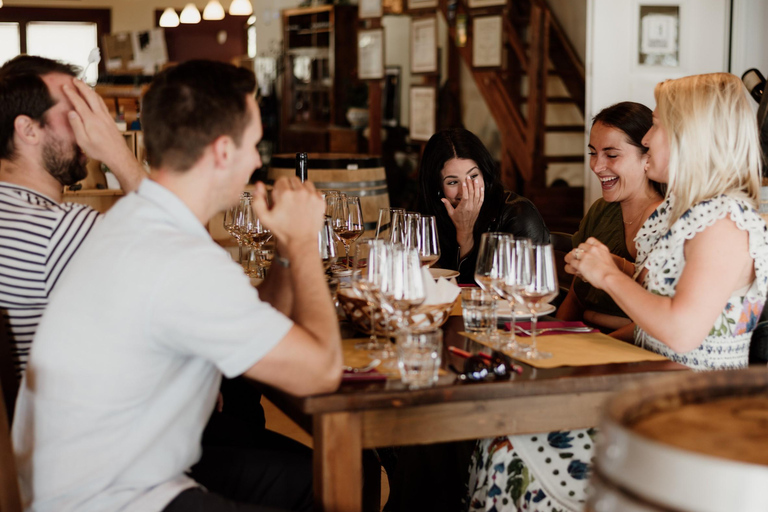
left=588, top=368, right=768, bottom=512
left=267, top=153, right=390, bottom=237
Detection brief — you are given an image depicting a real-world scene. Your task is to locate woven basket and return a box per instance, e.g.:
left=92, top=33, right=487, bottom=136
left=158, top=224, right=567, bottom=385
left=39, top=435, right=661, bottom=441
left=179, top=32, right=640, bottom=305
left=337, top=288, right=455, bottom=335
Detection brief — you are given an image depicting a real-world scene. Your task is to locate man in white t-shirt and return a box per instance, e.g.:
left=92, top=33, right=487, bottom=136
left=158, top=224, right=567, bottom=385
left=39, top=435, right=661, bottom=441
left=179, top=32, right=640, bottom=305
left=0, top=56, right=146, bottom=383
left=12, top=60, right=342, bottom=512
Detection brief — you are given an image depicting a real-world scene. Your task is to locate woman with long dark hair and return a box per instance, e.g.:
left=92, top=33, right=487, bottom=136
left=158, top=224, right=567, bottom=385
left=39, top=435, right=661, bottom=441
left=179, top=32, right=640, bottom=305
left=418, top=128, right=549, bottom=283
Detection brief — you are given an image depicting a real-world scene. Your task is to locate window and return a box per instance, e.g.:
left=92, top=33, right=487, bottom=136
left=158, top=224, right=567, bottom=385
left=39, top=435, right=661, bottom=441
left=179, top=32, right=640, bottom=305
left=0, top=7, right=110, bottom=80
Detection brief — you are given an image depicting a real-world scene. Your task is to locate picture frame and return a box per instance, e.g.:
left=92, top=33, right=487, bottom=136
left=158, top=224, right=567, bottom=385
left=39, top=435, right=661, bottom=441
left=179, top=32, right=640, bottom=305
left=407, top=0, right=438, bottom=11
left=638, top=4, right=680, bottom=67
left=359, top=0, right=383, bottom=19
left=411, top=17, right=438, bottom=74
left=358, top=28, right=385, bottom=80
left=467, top=0, right=507, bottom=8
left=409, top=86, right=436, bottom=141
left=472, top=15, right=503, bottom=68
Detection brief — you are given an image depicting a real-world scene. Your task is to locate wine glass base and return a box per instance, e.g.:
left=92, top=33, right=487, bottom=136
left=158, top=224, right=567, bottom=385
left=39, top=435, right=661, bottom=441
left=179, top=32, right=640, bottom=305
left=523, top=348, right=552, bottom=360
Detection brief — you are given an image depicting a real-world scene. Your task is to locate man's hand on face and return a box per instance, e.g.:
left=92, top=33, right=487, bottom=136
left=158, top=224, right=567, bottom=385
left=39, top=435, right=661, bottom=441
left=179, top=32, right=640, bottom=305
left=252, top=177, right=325, bottom=252
left=62, top=78, right=135, bottom=166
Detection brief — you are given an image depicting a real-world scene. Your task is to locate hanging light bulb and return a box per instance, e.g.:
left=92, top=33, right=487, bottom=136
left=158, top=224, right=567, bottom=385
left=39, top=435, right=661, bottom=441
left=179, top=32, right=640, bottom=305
left=229, top=0, right=253, bottom=16
left=159, top=8, right=180, bottom=28
left=180, top=3, right=202, bottom=24
left=203, top=0, right=226, bottom=20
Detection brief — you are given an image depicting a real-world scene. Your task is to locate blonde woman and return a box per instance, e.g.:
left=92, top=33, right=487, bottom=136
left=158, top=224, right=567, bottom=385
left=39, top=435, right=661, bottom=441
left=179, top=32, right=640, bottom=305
left=569, top=72, right=768, bottom=370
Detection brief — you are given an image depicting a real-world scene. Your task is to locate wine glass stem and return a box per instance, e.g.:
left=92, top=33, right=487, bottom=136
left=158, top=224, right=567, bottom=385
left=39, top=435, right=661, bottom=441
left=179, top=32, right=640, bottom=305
left=507, top=300, right=517, bottom=346
left=529, top=311, right=538, bottom=355
left=343, top=243, right=350, bottom=268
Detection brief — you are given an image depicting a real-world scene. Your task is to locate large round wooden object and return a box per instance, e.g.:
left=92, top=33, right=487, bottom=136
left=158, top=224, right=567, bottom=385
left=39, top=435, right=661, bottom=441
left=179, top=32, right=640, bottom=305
left=268, top=153, right=389, bottom=237
left=588, top=368, right=768, bottom=512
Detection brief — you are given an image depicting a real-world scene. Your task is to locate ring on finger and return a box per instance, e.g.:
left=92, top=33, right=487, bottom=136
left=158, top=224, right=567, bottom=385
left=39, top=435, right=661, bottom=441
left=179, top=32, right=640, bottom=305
left=574, top=248, right=584, bottom=260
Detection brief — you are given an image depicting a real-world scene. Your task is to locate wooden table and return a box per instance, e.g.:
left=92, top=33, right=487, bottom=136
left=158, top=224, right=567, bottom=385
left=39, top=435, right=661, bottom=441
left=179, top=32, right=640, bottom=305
left=263, top=317, right=687, bottom=512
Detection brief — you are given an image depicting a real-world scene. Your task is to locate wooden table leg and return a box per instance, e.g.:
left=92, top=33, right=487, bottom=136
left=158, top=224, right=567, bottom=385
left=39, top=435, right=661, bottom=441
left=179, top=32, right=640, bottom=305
left=314, top=411, right=362, bottom=512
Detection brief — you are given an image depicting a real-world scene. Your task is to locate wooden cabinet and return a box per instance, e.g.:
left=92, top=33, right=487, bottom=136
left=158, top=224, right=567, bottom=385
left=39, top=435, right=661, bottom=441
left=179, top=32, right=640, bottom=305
left=280, top=5, right=358, bottom=153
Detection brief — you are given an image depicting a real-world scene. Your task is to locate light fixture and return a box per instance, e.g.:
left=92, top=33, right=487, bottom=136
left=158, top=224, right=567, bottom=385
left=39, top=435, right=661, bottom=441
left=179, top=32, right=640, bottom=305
left=203, top=0, right=226, bottom=20
left=180, top=3, right=202, bottom=24
left=159, top=8, right=180, bottom=28
left=229, top=0, right=253, bottom=16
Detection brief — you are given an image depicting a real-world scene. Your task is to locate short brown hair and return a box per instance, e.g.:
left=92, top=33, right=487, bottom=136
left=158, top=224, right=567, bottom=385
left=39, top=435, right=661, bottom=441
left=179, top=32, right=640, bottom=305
left=141, top=60, right=257, bottom=172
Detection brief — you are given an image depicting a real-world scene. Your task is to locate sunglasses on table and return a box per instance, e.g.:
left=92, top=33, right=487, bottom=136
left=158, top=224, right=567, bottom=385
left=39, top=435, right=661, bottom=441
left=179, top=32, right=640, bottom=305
left=448, top=347, right=523, bottom=383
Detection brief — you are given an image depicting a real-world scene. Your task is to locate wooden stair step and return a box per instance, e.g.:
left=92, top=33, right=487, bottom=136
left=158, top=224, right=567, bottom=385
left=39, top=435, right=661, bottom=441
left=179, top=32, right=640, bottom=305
left=544, top=155, right=584, bottom=163
left=545, top=124, right=584, bottom=133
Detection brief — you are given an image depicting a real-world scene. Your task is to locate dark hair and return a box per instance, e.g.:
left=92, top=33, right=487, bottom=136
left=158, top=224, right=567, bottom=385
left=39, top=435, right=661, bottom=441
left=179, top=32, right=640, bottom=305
left=141, top=60, right=257, bottom=171
left=0, top=55, right=79, bottom=160
left=418, top=128, right=505, bottom=248
left=592, top=101, right=665, bottom=196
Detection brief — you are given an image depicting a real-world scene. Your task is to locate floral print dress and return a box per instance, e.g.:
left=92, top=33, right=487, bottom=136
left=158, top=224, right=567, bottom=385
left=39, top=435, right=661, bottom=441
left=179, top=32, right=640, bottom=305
left=466, top=194, right=768, bottom=512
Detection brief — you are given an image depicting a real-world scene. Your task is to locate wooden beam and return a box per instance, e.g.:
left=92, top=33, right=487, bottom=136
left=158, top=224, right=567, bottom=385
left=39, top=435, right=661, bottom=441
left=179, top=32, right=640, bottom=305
left=526, top=4, right=549, bottom=188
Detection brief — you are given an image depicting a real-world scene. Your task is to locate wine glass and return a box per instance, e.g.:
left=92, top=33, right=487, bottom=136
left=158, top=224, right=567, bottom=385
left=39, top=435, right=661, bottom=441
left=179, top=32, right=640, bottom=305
left=402, top=213, right=421, bottom=250
left=511, top=243, right=557, bottom=360
left=324, top=190, right=341, bottom=217
left=474, top=232, right=511, bottom=347
left=332, top=194, right=364, bottom=267
left=318, top=216, right=338, bottom=271
left=223, top=192, right=250, bottom=261
left=350, top=238, right=392, bottom=354
left=416, top=215, right=440, bottom=267
left=379, top=244, right=427, bottom=333
left=492, top=237, right=533, bottom=354
left=388, top=209, right=406, bottom=244
left=375, top=207, right=405, bottom=241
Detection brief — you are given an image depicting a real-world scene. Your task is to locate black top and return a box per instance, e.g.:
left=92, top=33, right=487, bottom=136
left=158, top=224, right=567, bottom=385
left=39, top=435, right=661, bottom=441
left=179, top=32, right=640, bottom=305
left=437, top=191, right=550, bottom=284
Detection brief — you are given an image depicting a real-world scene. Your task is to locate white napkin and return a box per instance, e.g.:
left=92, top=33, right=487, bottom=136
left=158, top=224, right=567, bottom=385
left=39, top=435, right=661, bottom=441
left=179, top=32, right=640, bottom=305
left=421, top=266, right=461, bottom=305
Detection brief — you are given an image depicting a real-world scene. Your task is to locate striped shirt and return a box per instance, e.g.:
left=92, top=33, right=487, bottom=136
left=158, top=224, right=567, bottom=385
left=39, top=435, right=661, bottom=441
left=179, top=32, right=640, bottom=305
left=0, top=183, right=100, bottom=379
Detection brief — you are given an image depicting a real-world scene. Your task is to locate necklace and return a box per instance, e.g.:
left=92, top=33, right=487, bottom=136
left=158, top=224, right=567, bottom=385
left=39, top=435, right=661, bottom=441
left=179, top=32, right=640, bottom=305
left=622, top=206, right=648, bottom=226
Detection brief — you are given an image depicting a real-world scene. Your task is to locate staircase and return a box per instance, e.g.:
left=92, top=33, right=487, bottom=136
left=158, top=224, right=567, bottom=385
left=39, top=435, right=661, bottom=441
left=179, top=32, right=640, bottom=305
left=439, top=0, right=585, bottom=233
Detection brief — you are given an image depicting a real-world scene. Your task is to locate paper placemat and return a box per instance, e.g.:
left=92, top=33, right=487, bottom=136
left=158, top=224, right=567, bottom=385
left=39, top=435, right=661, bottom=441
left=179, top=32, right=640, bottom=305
left=459, top=331, right=669, bottom=369
left=342, top=338, right=447, bottom=377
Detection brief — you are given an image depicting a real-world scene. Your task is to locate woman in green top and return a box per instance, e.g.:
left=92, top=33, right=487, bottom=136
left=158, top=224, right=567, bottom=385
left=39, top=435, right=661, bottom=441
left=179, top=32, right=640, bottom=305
left=557, top=102, right=664, bottom=338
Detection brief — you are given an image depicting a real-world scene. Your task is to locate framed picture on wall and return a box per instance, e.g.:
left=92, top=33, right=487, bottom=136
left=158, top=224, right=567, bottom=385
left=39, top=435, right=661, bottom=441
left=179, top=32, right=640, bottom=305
left=638, top=4, right=680, bottom=67
left=358, top=28, right=385, bottom=79
left=411, top=16, right=438, bottom=74
left=359, top=0, right=383, bottom=19
left=472, top=15, right=503, bottom=67
left=407, top=0, right=438, bottom=11
left=467, top=0, right=507, bottom=8
left=409, top=86, right=436, bottom=141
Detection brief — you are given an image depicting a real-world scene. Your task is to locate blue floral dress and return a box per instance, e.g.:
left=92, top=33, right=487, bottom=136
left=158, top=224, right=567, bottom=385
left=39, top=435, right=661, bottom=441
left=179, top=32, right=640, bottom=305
left=466, top=194, right=768, bottom=512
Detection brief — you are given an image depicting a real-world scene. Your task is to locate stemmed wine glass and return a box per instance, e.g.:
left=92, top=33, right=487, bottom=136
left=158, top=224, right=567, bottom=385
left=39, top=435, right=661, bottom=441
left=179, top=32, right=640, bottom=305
left=402, top=213, right=421, bottom=250
left=223, top=192, right=250, bottom=261
left=510, top=243, right=557, bottom=360
left=350, top=238, right=392, bottom=354
left=474, top=232, right=510, bottom=346
left=375, top=207, right=405, bottom=241
left=492, top=237, right=533, bottom=354
left=238, top=194, right=273, bottom=278
left=319, top=216, right=338, bottom=271
left=379, top=244, right=427, bottom=333
left=331, top=194, right=364, bottom=267
left=416, top=215, right=440, bottom=267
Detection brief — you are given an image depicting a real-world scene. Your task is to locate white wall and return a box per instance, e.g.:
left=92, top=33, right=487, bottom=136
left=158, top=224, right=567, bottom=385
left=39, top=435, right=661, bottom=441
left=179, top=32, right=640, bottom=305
left=547, top=0, right=587, bottom=64
left=730, top=0, right=768, bottom=78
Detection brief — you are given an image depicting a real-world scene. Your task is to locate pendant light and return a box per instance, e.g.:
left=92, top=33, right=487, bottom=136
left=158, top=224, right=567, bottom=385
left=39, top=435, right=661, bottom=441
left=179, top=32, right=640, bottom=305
left=229, top=0, right=253, bottom=16
left=203, top=0, right=226, bottom=20
left=180, top=3, right=202, bottom=24
left=159, top=8, right=180, bottom=28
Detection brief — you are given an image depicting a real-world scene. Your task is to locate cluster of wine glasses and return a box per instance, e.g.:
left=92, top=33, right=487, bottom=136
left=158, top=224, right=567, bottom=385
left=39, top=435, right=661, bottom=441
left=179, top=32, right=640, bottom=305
left=475, top=233, right=558, bottom=360
left=223, top=192, right=273, bottom=278
left=325, top=191, right=364, bottom=267
left=374, top=207, right=440, bottom=268
left=349, top=239, right=427, bottom=356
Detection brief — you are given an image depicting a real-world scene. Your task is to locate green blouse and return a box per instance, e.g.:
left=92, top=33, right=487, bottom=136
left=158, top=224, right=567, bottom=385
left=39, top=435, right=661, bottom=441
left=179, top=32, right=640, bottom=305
left=572, top=199, right=633, bottom=318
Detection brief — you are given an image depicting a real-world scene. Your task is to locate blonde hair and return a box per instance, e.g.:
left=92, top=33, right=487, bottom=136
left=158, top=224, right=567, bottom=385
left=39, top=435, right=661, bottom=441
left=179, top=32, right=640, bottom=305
left=654, top=72, right=762, bottom=225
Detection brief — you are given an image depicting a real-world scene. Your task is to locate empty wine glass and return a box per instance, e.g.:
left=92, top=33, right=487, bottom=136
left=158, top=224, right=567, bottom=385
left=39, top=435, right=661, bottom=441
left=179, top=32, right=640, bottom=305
left=388, top=209, right=406, bottom=244
left=402, top=213, right=421, bottom=250
left=511, top=243, right=557, bottom=360
left=492, top=237, right=532, bottom=354
left=319, top=216, right=338, bottom=271
left=223, top=192, right=251, bottom=260
left=375, top=207, right=405, bottom=241
left=351, top=238, right=392, bottom=354
left=324, top=190, right=341, bottom=217
left=474, top=232, right=511, bottom=346
left=332, top=194, right=364, bottom=267
left=417, top=215, right=440, bottom=267
left=379, top=244, right=427, bottom=333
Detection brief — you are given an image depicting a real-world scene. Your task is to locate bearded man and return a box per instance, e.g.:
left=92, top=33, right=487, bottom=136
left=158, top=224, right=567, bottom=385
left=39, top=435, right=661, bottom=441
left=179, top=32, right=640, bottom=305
left=0, top=55, right=145, bottom=382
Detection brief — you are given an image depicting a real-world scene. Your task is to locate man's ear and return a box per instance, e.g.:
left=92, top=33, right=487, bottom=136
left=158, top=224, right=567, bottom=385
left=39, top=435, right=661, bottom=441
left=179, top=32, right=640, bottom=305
left=210, top=135, right=233, bottom=170
left=13, top=115, right=42, bottom=146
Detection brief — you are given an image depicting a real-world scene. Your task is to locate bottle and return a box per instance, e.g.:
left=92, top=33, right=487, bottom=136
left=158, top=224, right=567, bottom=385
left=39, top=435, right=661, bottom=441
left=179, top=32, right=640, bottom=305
left=296, top=152, right=308, bottom=183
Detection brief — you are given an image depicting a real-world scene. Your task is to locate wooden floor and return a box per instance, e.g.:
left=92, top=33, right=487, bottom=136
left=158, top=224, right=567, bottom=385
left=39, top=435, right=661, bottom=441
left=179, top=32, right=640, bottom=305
left=263, top=398, right=390, bottom=510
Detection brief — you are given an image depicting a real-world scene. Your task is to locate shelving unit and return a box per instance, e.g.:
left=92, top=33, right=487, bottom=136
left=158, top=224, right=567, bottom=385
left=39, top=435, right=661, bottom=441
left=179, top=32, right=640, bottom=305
left=280, top=5, right=359, bottom=153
